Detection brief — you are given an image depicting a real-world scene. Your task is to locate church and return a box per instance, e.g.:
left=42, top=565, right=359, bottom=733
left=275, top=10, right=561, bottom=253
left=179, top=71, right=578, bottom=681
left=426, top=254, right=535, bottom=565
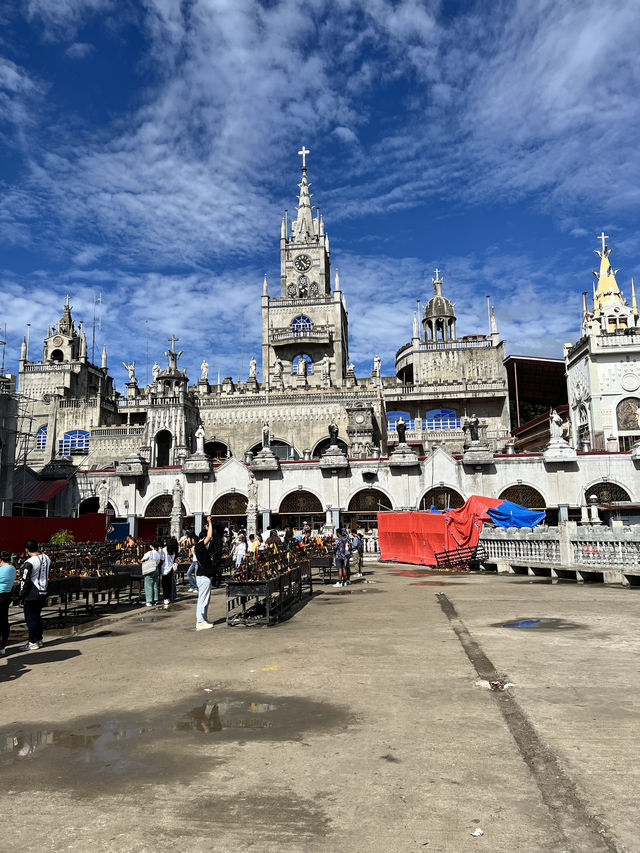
left=6, top=152, right=640, bottom=538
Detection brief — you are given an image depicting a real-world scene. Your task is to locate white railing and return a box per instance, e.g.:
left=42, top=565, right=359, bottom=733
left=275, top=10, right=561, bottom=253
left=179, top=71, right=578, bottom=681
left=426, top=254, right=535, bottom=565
left=59, top=398, right=97, bottom=409
left=91, top=427, right=145, bottom=438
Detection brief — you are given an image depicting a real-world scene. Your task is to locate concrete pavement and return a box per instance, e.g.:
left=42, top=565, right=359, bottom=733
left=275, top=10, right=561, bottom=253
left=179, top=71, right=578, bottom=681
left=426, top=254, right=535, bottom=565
left=1, top=563, right=638, bottom=852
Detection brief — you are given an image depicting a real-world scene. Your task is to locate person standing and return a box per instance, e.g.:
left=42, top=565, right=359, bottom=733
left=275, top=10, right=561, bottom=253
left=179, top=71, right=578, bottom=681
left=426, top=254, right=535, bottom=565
left=161, top=537, right=178, bottom=609
left=186, top=535, right=198, bottom=593
left=231, top=533, right=247, bottom=571
left=18, top=539, right=51, bottom=651
left=332, top=530, right=351, bottom=588
left=194, top=517, right=213, bottom=630
left=141, top=541, right=163, bottom=607
left=350, top=529, right=362, bottom=578
left=0, top=551, right=16, bottom=655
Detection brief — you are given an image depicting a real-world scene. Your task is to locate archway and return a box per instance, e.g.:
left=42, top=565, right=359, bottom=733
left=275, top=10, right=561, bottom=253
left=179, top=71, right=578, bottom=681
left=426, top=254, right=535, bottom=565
left=499, top=485, right=546, bottom=509
left=155, top=430, right=173, bottom=467
left=273, top=490, right=324, bottom=532
left=345, top=488, right=392, bottom=532
left=312, top=436, right=349, bottom=458
left=248, top=439, right=300, bottom=461
left=141, top=494, right=188, bottom=540
left=211, top=492, right=248, bottom=534
left=584, top=482, right=631, bottom=504
left=419, top=487, right=464, bottom=511
left=204, top=440, right=230, bottom=461
left=79, top=497, right=99, bottom=514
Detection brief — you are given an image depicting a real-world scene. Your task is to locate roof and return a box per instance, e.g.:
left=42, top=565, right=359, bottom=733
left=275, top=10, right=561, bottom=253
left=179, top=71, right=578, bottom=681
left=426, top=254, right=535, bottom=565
left=13, top=479, right=68, bottom=504
left=504, top=354, right=568, bottom=408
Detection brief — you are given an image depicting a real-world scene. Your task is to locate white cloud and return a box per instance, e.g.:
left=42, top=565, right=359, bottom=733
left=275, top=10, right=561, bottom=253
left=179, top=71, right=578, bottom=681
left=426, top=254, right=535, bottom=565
left=25, top=0, right=114, bottom=40
left=64, top=41, right=94, bottom=59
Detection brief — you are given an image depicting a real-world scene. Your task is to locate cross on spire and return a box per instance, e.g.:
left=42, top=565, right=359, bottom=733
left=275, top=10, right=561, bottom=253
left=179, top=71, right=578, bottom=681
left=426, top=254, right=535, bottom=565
left=168, top=334, right=179, bottom=352
left=433, top=268, right=441, bottom=281
left=64, top=294, right=72, bottom=308
left=597, top=231, right=609, bottom=253
left=298, top=146, right=310, bottom=170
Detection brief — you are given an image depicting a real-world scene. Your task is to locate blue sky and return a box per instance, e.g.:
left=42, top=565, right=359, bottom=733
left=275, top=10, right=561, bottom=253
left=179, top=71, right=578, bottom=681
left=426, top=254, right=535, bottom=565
left=1, top=0, right=639, bottom=390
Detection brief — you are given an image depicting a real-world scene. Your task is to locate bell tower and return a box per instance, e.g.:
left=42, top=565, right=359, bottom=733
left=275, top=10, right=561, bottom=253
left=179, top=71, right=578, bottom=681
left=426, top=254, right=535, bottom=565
left=261, top=148, right=349, bottom=390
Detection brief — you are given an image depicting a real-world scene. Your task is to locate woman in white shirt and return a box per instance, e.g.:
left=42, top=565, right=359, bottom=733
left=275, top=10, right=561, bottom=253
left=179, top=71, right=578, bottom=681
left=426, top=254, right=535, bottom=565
left=141, top=541, right=163, bottom=607
left=161, top=537, right=178, bottom=608
left=232, top=533, right=247, bottom=569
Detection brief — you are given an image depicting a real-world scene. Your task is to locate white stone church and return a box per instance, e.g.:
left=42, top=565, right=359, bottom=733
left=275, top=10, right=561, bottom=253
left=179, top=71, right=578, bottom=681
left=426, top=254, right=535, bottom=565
left=6, top=154, right=640, bottom=538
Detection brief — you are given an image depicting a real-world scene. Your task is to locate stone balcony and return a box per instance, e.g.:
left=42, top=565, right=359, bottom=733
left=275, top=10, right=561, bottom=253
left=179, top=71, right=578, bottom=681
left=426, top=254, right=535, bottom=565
left=270, top=325, right=333, bottom=345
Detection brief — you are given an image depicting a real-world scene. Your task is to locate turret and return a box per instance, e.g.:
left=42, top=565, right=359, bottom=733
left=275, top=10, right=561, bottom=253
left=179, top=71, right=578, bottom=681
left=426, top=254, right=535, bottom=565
left=101, top=345, right=108, bottom=370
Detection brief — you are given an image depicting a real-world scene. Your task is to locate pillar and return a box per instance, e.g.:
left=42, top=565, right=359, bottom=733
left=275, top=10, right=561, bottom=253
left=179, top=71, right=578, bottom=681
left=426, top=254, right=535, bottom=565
left=261, top=509, right=271, bottom=533
left=194, top=511, right=204, bottom=534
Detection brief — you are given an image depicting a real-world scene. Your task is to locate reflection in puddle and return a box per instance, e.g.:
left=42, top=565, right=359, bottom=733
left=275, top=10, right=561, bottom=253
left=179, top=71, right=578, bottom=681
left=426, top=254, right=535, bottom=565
left=177, top=701, right=278, bottom=733
left=496, top=617, right=586, bottom=631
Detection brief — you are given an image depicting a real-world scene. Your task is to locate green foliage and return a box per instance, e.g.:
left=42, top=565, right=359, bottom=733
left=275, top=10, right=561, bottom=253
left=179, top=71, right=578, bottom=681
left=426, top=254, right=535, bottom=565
left=49, top=529, right=75, bottom=545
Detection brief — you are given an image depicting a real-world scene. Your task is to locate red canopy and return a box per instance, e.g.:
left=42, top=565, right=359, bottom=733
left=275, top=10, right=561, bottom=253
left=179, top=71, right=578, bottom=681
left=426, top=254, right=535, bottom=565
left=378, top=495, right=502, bottom=566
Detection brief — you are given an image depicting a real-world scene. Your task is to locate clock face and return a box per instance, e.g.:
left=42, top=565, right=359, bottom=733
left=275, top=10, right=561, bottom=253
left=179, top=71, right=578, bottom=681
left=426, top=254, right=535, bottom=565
left=52, top=336, right=63, bottom=346
left=355, top=414, right=365, bottom=424
left=294, top=254, right=312, bottom=272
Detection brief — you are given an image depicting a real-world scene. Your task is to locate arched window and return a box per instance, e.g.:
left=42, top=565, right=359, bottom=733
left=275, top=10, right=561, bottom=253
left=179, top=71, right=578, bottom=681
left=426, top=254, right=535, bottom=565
left=248, top=439, right=300, bottom=461
left=616, top=397, right=640, bottom=431
left=584, top=482, right=631, bottom=504
left=499, top=485, right=546, bottom=509
left=292, top=354, right=313, bottom=375
left=36, top=425, right=47, bottom=450
left=145, top=495, right=186, bottom=517
left=291, top=315, right=312, bottom=335
left=50, top=349, right=64, bottom=362
left=211, top=493, right=248, bottom=517
left=419, top=487, right=464, bottom=511
left=424, top=408, right=460, bottom=430
left=204, top=440, right=230, bottom=461
left=155, top=430, right=173, bottom=466
left=58, top=429, right=89, bottom=455
left=387, top=411, right=411, bottom=429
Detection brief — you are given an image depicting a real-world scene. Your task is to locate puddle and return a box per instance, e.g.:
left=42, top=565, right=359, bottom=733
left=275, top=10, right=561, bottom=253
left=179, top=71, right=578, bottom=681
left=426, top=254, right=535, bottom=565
left=327, top=587, right=383, bottom=595
left=410, top=581, right=468, bottom=586
left=0, top=691, right=353, bottom=792
left=495, top=617, right=587, bottom=631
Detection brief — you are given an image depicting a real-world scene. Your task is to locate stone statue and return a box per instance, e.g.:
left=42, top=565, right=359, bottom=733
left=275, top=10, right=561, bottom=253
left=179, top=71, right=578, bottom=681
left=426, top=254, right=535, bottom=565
left=97, top=479, right=110, bottom=513
left=347, top=361, right=355, bottom=374
left=200, top=360, right=209, bottom=382
left=396, top=416, right=407, bottom=444
left=464, top=413, right=480, bottom=442
left=321, top=354, right=330, bottom=381
left=550, top=409, right=564, bottom=439
left=164, top=348, right=183, bottom=371
left=122, top=361, right=137, bottom=383
left=262, top=422, right=271, bottom=449
left=373, top=354, right=381, bottom=376
left=195, top=424, right=205, bottom=454
left=328, top=421, right=339, bottom=446
left=171, top=478, right=183, bottom=512
left=296, top=357, right=308, bottom=376
left=249, top=356, right=257, bottom=379
left=247, top=472, right=258, bottom=506
left=273, top=357, right=283, bottom=377
left=152, top=361, right=160, bottom=381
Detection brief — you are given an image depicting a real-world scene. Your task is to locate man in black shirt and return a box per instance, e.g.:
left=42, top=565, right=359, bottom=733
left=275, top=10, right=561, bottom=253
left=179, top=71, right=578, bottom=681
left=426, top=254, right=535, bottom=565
left=194, top=517, right=213, bottom=631
left=19, top=539, right=51, bottom=651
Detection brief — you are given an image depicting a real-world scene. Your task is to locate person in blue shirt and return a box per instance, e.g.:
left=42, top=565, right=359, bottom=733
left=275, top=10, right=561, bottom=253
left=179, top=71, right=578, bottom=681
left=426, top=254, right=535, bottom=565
left=0, top=550, right=17, bottom=655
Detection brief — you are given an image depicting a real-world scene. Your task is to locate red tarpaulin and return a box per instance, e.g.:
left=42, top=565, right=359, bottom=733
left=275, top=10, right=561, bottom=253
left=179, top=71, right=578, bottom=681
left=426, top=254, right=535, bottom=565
left=378, top=511, right=447, bottom=566
left=378, top=496, right=503, bottom=566
left=0, top=514, right=108, bottom=553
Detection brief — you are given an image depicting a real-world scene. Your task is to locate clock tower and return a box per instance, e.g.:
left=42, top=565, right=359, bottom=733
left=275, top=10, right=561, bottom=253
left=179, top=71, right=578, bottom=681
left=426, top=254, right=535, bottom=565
left=261, top=148, right=349, bottom=389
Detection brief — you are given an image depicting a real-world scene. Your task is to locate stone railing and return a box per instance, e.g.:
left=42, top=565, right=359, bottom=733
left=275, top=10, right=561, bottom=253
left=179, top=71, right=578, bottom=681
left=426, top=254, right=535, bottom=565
left=59, top=398, right=97, bottom=409
left=270, top=325, right=332, bottom=343
left=91, top=426, right=145, bottom=438
left=480, top=523, right=640, bottom=582
left=386, top=380, right=506, bottom=397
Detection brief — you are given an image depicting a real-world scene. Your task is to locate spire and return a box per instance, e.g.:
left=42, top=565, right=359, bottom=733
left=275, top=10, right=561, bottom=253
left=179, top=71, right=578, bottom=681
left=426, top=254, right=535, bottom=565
left=632, top=278, right=638, bottom=319
left=58, top=294, right=74, bottom=335
left=291, top=146, right=315, bottom=241
left=281, top=216, right=286, bottom=239
left=101, top=345, right=107, bottom=370
left=490, top=307, right=498, bottom=335
left=80, top=331, right=87, bottom=358
left=412, top=311, right=419, bottom=340
left=263, top=273, right=268, bottom=296
left=593, top=232, right=623, bottom=313
left=334, top=268, right=340, bottom=291
left=20, top=336, right=26, bottom=361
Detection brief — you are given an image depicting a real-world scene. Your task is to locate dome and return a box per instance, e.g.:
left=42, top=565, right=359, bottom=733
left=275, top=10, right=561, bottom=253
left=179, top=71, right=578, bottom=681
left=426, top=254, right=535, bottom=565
left=424, top=294, right=455, bottom=320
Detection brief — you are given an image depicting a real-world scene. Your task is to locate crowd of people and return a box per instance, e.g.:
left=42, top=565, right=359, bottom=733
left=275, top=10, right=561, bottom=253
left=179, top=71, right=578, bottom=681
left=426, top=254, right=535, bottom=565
left=0, top=522, right=367, bottom=653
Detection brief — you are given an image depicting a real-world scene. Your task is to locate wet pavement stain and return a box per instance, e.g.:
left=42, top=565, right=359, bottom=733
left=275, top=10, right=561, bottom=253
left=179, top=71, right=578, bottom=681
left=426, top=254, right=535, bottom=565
left=495, top=617, right=588, bottom=631
left=326, top=587, right=384, bottom=595
left=0, top=691, right=353, bottom=792
left=410, top=581, right=468, bottom=586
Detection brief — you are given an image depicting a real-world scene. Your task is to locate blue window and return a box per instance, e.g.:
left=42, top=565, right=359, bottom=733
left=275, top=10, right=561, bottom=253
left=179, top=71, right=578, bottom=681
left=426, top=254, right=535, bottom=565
left=291, top=315, right=312, bottom=335
left=424, top=408, right=460, bottom=430
left=292, top=354, right=313, bottom=375
left=36, top=425, right=47, bottom=450
left=58, top=429, right=89, bottom=455
left=387, top=411, right=411, bottom=429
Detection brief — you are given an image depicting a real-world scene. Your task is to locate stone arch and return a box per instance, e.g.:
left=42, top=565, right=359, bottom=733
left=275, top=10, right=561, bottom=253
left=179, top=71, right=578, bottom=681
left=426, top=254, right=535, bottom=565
left=144, top=494, right=186, bottom=518
left=210, top=492, right=248, bottom=517
left=312, top=436, right=349, bottom=458
left=418, top=486, right=464, bottom=511
left=499, top=484, right=546, bottom=509
left=79, top=496, right=118, bottom=516
left=616, top=397, right=640, bottom=431
left=584, top=481, right=631, bottom=504
left=204, top=439, right=230, bottom=460
left=278, top=489, right=323, bottom=515
left=247, top=438, right=300, bottom=461
left=348, top=488, right=393, bottom=513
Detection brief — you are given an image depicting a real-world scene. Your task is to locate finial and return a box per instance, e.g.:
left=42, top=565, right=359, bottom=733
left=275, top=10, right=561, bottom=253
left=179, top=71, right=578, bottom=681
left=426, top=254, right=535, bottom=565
left=101, top=344, right=107, bottom=369
left=298, top=145, right=310, bottom=170
left=632, top=278, right=638, bottom=317
left=490, top=307, right=498, bottom=335
left=167, top=334, right=179, bottom=352
left=334, top=268, right=340, bottom=290
left=413, top=311, right=419, bottom=339
left=263, top=273, right=268, bottom=296
left=597, top=231, right=609, bottom=254
left=64, top=294, right=72, bottom=308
